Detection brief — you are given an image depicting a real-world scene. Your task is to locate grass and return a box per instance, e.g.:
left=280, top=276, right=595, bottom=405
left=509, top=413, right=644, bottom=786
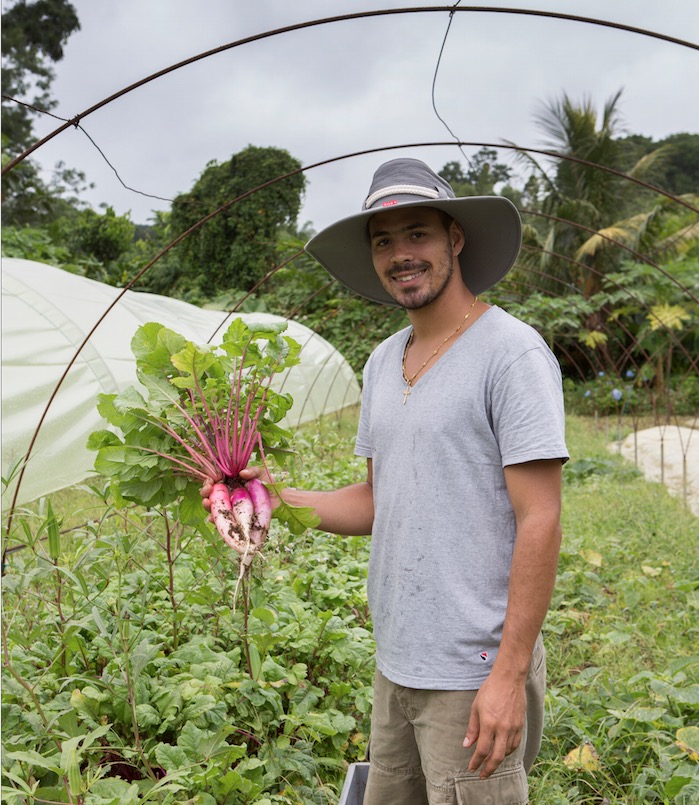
left=531, top=415, right=698, bottom=804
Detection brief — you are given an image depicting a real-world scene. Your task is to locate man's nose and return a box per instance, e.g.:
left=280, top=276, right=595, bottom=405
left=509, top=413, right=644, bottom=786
left=389, top=238, right=413, bottom=264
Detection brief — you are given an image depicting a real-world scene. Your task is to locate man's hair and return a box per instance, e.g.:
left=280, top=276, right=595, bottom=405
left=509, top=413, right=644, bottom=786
left=435, top=208, right=456, bottom=232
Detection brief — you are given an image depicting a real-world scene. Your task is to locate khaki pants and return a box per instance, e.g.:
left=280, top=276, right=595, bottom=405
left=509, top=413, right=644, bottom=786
left=364, top=637, right=546, bottom=805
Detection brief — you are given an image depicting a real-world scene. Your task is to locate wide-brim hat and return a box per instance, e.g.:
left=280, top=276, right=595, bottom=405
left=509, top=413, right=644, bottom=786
left=305, top=157, right=522, bottom=306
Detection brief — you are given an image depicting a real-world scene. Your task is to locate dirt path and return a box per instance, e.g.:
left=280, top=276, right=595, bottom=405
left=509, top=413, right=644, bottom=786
left=614, top=425, right=699, bottom=517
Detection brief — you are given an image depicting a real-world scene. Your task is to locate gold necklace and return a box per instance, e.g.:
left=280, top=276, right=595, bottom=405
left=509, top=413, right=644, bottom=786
left=401, top=297, right=478, bottom=404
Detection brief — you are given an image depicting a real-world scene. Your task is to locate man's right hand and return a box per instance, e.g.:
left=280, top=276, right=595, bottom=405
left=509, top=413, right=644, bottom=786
left=199, top=468, right=282, bottom=517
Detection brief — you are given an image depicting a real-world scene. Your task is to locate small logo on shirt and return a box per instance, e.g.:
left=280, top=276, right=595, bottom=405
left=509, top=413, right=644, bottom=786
left=479, top=651, right=489, bottom=662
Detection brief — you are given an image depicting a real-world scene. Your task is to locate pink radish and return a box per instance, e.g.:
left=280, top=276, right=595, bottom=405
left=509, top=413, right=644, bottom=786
left=229, top=485, right=255, bottom=567
left=209, top=483, right=246, bottom=553
left=245, top=478, right=272, bottom=547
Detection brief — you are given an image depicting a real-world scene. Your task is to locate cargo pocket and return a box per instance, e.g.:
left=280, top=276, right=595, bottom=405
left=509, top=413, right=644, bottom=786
left=454, top=764, right=528, bottom=805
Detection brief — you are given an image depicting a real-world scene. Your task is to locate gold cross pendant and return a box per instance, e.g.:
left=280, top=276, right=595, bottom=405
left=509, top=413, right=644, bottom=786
left=403, top=385, right=411, bottom=404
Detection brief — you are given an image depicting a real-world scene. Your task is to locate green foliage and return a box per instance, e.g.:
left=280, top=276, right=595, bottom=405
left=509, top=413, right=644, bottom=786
left=60, top=205, right=136, bottom=267
left=3, top=415, right=698, bottom=802
left=509, top=90, right=688, bottom=302
left=89, top=319, right=302, bottom=511
left=2, top=416, right=372, bottom=802
left=2, top=0, right=84, bottom=226
left=1, top=205, right=145, bottom=284
left=534, top=417, right=699, bottom=803
left=440, top=148, right=514, bottom=196
left=169, top=146, right=306, bottom=295
left=621, top=133, right=699, bottom=197
left=1, top=0, right=80, bottom=154
left=1, top=222, right=73, bottom=265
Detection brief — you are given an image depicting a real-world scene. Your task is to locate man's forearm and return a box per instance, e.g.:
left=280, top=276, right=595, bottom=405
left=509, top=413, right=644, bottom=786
left=494, top=515, right=561, bottom=678
left=283, top=482, right=374, bottom=536
left=497, top=460, right=563, bottom=677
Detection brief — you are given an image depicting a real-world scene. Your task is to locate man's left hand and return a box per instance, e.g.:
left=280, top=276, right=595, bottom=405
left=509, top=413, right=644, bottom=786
left=463, top=669, right=526, bottom=779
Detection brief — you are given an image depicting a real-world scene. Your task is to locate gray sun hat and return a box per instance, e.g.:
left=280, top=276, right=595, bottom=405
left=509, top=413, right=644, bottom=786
left=305, top=157, right=522, bottom=306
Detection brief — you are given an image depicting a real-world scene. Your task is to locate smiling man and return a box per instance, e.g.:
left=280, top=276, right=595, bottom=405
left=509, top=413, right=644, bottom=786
left=235, top=158, right=569, bottom=804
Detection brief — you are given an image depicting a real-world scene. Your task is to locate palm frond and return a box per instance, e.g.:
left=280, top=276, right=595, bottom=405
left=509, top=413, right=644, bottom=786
left=655, top=218, right=699, bottom=257
left=575, top=225, right=632, bottom=260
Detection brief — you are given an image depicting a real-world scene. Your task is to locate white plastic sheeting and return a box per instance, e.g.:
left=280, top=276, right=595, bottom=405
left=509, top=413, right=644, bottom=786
left=2, top=258, right=361, bottom=505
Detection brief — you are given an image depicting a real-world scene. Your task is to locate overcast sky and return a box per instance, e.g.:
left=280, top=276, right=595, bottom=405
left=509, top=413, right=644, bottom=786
left=23, top=0, right=699, bottom=230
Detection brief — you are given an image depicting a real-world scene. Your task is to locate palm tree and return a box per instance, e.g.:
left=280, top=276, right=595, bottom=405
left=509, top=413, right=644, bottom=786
left=514, top=90, right=669, bottom=298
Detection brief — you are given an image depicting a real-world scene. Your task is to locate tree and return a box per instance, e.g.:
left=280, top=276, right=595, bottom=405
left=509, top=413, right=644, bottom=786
left=169, top=145, right=306, bottom=296
left=514, top=90, right=667, bottom=298
left=441, top=148, right=513, bottom=196
left=620, top=133, right=699, bottom=196
left=3, top=204, right=140, bottom=287
left=2, top=0, right=82, bottom=225
left=1, top=0, right=80, bottom=154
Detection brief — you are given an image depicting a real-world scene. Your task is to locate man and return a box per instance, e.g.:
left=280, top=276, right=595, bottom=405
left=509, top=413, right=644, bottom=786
left=238, top=158, right=569, bottom=804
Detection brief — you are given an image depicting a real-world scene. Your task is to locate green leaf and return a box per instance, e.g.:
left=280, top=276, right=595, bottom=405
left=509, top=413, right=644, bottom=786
left=247, top=320, right=288, bottom=337
left=170, top=340, right=217, bottom=380
left=252, top=607, right=276, bottom=627
left=273, top=495, right=320, bottom=535
left=248, top=642, right=262, bottom=681
left=179, top=483, right=210, bottom=528
left=177, top=721, right=208, bottom=760
left=86, top=428, right=121, bottom=451
left=665, top=776, right=692, bottom=797
left=135, top=703, right=161, bottom=727
left=131, top=322, right=186, bottom=372
left=46, top=499, right=60, bottom=561
left=0, top=770, right=37, bottom=797
left=3, top=749, right=61, bottom=773
left=90, top=778, right=141, bottom=803
left=211, top=769, right=244, bottom=796
left=130, top=638, right=161, bottom=679
left=154, top=742, right=189, bottom=771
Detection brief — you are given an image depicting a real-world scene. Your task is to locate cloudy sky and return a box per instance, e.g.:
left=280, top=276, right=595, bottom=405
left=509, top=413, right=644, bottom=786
left=25, top=0, right=699, bottom=230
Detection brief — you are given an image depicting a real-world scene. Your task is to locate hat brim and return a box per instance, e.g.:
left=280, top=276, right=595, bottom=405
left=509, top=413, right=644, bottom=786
left=305, top=196, right=522, bottom=306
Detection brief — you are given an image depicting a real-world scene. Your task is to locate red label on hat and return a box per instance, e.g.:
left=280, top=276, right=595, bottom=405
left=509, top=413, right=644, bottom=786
left=382, top=199, right=398, bottom=207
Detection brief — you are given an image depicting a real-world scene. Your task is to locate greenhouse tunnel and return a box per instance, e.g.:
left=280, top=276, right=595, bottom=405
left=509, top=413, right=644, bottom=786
left=1, top=258, right=361, bottom=506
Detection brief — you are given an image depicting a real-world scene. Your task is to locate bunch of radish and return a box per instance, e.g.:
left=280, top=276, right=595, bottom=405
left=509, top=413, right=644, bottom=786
left=90, top=319, right=316, bottom=583
left=209, top=477, right=272, bottom=570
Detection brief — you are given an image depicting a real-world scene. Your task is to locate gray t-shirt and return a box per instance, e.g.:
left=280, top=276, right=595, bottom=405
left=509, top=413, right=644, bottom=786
left=355, top=306, right=568, bottom=689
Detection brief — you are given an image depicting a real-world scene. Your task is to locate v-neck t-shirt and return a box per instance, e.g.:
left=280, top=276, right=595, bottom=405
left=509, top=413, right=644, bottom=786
left=354, top=305, right=568, bottom=689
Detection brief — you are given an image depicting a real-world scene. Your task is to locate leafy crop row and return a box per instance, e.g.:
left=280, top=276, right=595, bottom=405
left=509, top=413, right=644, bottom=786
left=2, top=416, right=698, bottom=803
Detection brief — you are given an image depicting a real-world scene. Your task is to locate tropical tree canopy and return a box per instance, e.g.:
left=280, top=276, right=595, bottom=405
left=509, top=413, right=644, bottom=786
left=1, top=0, right=83, bottom=225
left=169, top=145, right=306, bottom=295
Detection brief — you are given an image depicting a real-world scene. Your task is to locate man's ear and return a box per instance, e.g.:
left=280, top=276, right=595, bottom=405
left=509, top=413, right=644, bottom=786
left=450, top=220, right=465, bottom=256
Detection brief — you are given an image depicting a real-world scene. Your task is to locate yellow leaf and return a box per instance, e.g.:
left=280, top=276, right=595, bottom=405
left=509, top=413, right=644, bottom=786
left=675, top=726, right=699, bottom=762
left=642, top=565, right=662, bottom=577
left=647, top=303, right=691, bottom=332
left=575, top=226, right=631, bottom=259
left=580, top=549, right=602, bottom=568
left=578, top=330, right=608, bottom=349
left=563, top=741, right=600, bottom=771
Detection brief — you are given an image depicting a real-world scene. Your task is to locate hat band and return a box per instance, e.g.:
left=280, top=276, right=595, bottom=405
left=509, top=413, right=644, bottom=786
left=364, top=183, right=440, bottom=210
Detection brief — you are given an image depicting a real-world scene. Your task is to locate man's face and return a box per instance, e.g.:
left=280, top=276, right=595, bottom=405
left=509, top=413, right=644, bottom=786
left=368, top=207, right=463, bottom=310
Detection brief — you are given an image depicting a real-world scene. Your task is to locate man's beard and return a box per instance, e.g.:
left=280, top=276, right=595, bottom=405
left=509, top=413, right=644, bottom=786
left=389, top=248, right=455, bottom=310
